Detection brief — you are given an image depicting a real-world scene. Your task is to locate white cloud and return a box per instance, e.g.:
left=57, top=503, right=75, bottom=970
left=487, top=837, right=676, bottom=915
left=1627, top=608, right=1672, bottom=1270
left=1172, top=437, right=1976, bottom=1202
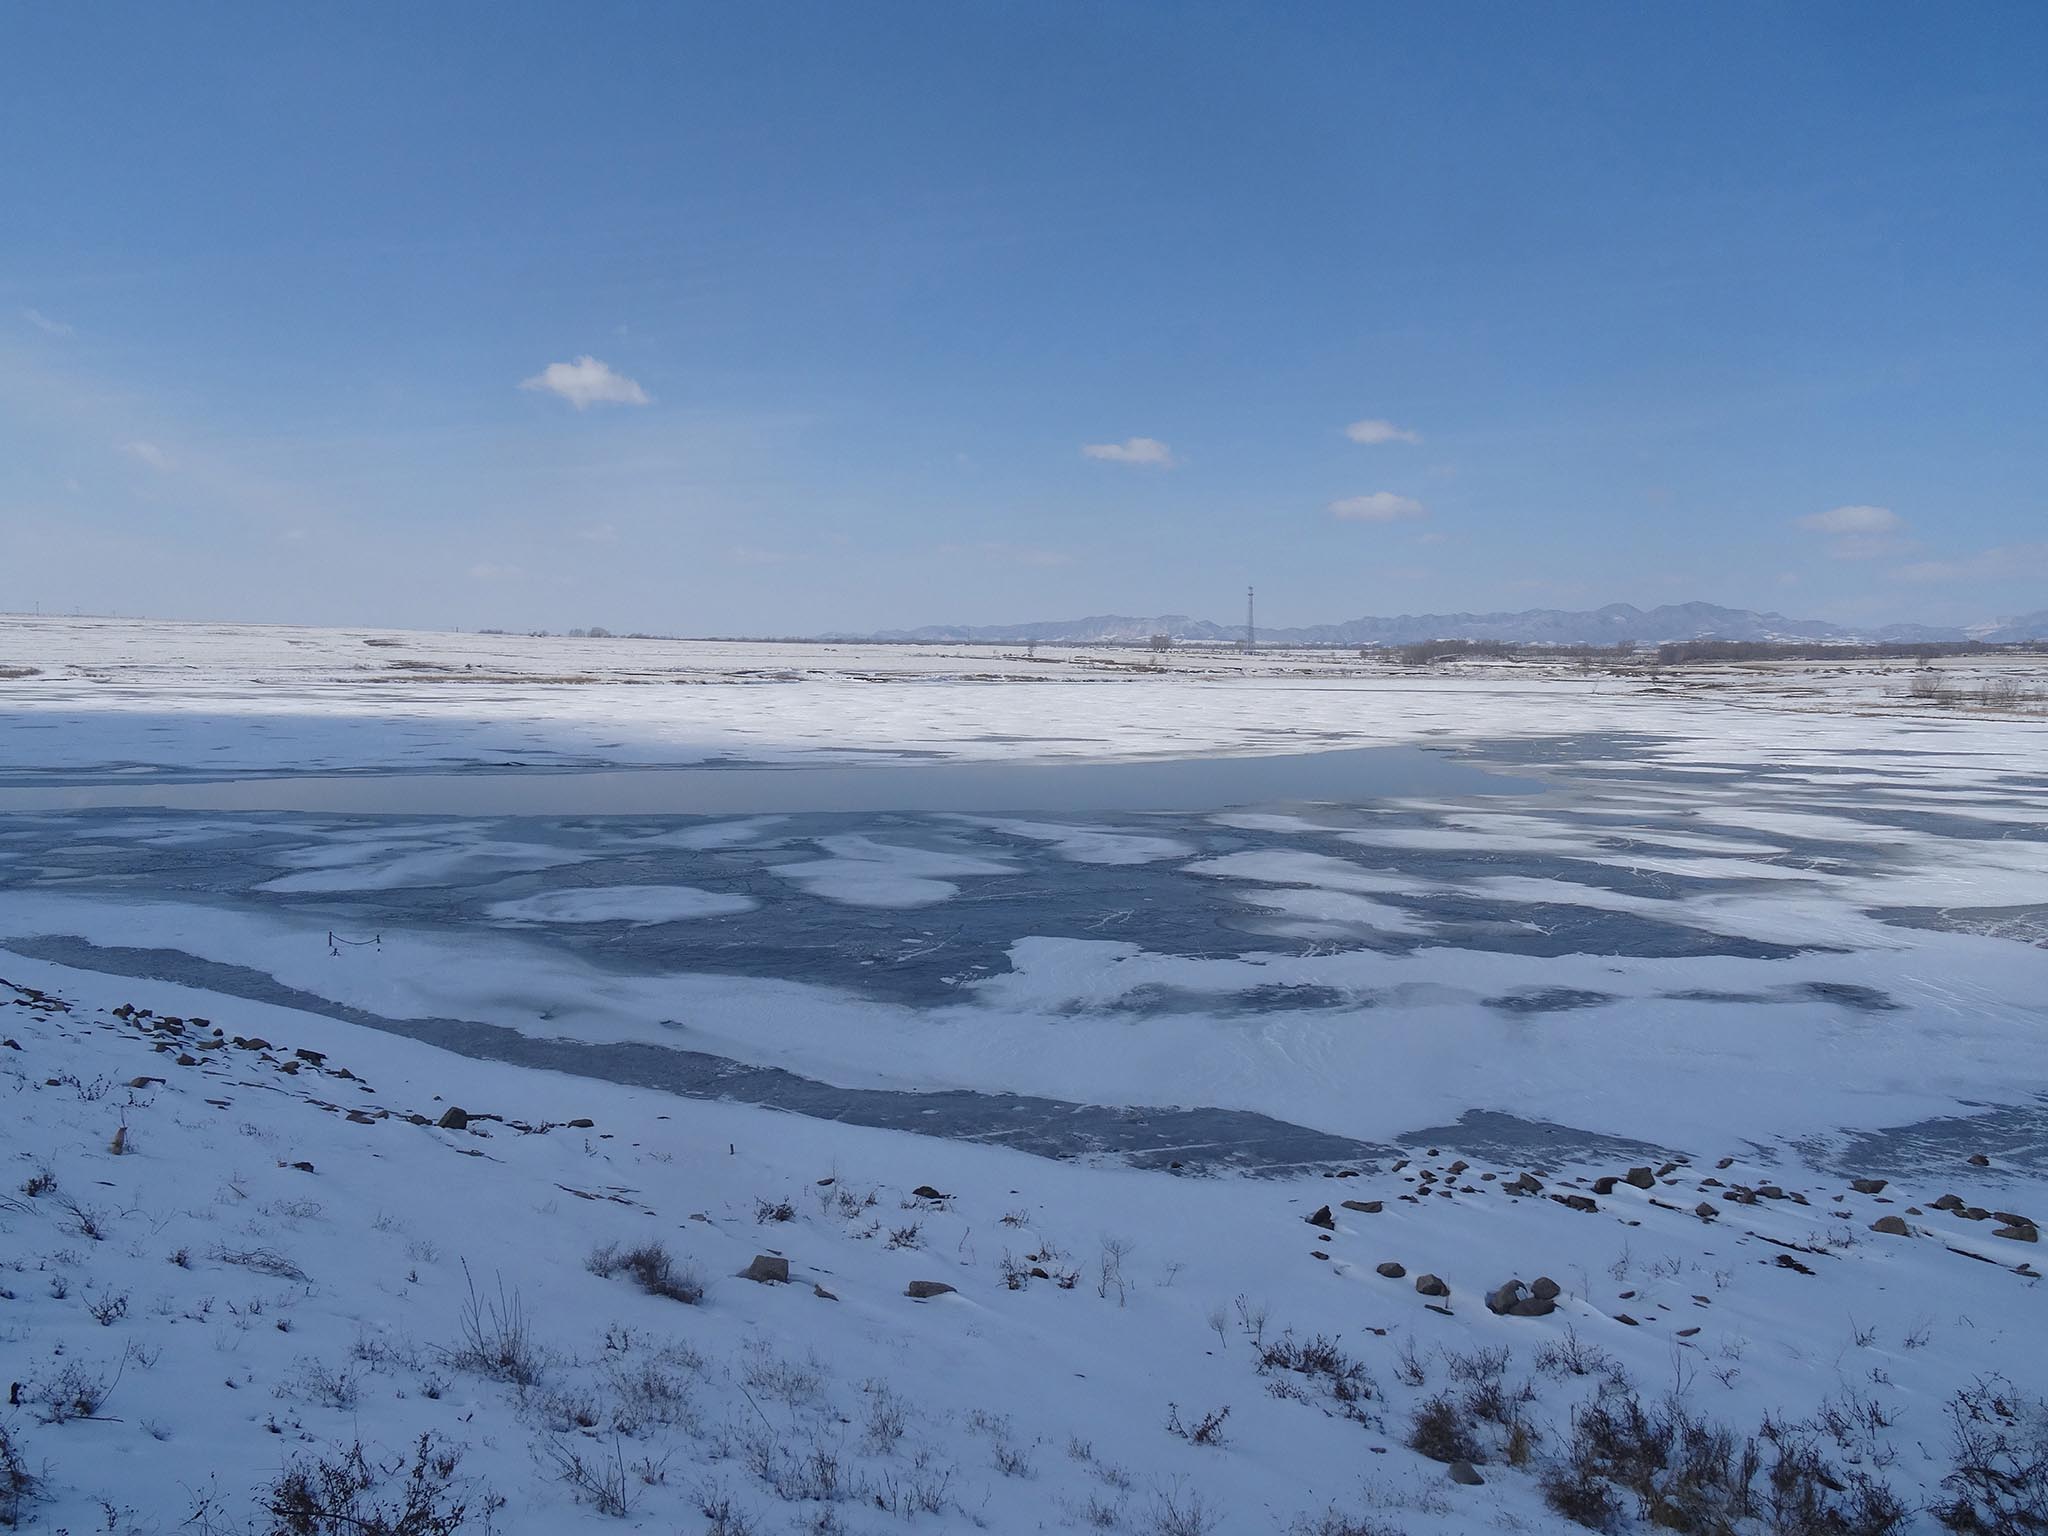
left=23, top=308, right=73, bottom=337
left=1081, top=437, right=1174, bottom=467
left=519, top=356, right=651, bottom=410
left=1344, top=417, right=1420, bottom=445
left=1330, top=491, right=1425, bottom=523
left=120, top=440, right=171, bottom=470
left=1798, top=504, right=1901, bottom=535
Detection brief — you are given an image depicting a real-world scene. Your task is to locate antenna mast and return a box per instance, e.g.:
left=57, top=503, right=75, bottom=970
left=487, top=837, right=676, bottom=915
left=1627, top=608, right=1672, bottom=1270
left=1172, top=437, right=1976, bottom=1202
left=1244, top=586, right=1256, bottom=652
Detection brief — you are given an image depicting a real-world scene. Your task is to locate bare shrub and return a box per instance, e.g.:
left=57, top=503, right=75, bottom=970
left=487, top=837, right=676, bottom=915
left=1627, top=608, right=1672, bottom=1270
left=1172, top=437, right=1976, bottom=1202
left=1539, top=1386, right=1907, bottom=1536
left=446, top=1263, right=545, bottom=1387
left=1287, top=1509, right=1402, bottom=1536
left=587, top=1240, right=703, bottom=1304
left=264, top=1433, right=479, bottom=1535
left=1146, top=1483, right=1218, bottom=1536
left=32, top=1359, right=116, bottom=1424
left=1259, top=1331, right=1376, bottom=1419
left=1409, top=1394, right=1484, bottom=1466
left=1536, top=1325, right=1617, bottom=1380
left=753, top=1197, right=796, bottom=1224
left=55, top=1194, right=109, bottom=1241
left=861, top=1383, right=908, bottom=1455
left=1933, top=1376, right=2048, bottom=1536
left=545, top=1435, right=634, bottom=1517
left=0, top=1420, right=39, bottom=1527
left=1164, top=1403, right=1230, bottom=1448
left=280, top=1357, right=361, bottom=1412
left=212, top=1245, right=310, bottom=1282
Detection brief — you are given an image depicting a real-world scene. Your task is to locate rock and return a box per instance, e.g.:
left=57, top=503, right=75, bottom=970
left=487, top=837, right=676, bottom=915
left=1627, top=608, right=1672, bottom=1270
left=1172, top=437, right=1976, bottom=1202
left=1341, top=1199, right=1381, bottom=1214
left=566, top=1118, right=594, bottom=1129
left=436, top=1107, right=469, bottom=1130
left=127, top=1076, right=162, bottom=1089
left=1530, top=1276, right=1561, bottom=1301
left=1376, top=1262, right=1406, bottom=1279
left=294, top=1048, right=326, bottom=1066
left=1553, top=1193, right=1598, bottom=1213
left=1694, top=1203, right=1719, bottom=1221
left=910, top=1185, right=948, bottom=1201
left=905, top=1280, right=956, bottom=1299
left=1968, top=1153, right=1991, bottom=1167
left=1657, top=1160, right=1681, bottom=1177
left=1306, top=1205, right=1336, bottom=1230
left=1505, top=1173, right=1543, bottom=1196
left=1992, top=1223, right=2039, bottom=1243
left=1592, top=1176, right=1619, bottom=1195
left=1485, top=1281, right=1525, bottom=1315
left=741, top=1254, right=790, bottom=1284
left=1758, top=1184, right=1786, bottom=1199
left=1511, top=1297, right=1557, bottom=1317
left=1716, top=1156, right=1735, bottom=1169
left=176, top=1054, right=197, bottom=1067
left=1414, top=1273, right=1449, bottom=1298
left=1775, top=1254, right=1815, bottom=1275
left=1447, top=1460, right=1485, bottom=1486
left=1625, top=1167, right=1656, bottom=1189
left=1932, top=1193, right=1965, bottom=1211
left=1615, top=1312, right=1639, bottom=1326
left=1851, top=1178, right=1888, bottom=1194
left=1870, top=1215, right=1911, bottom=1236
left=812, top=1284, right=839, bottom=1301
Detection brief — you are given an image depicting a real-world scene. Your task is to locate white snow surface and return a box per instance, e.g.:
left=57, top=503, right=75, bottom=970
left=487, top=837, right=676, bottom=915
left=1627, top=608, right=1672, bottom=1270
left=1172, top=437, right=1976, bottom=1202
left=0, top=616, right=2044, bottom=1533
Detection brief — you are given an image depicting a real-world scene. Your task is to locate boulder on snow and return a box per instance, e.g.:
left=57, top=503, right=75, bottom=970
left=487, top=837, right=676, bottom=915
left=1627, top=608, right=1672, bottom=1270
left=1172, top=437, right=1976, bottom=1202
left=1306, top=1205, right=1336, bottom=1230
left=1625, top=1167, right=1656, bottom=1189
left=1376, top=1262, right=1406, bottom=1279
left=1870, top=1215, right=1911, bottom=1237
left=436, top=1106, right=469, bottom=1130
left=1448, top=1460, right=1485, bottom=1486
left=1530, top=1276, right=1561, bottom=1301
left=741, top=1254, right=790, bottom=1284
left=1850, top=1178, right=1888, bottom=1194
left=905, top=1280, right=956, bottom=1299
left=1414, top=1273, right=1449, bottom=1298
left=1341, top=1199, right=1381, bottom=1214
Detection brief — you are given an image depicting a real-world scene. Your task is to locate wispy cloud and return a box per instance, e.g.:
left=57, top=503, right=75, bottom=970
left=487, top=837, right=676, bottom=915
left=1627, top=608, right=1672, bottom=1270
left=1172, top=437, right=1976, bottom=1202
left=1344, top=417, right=1420, bottom=445
left=1330, top=491, right=1425, bottom=523
left=1798, top=504, right=1901, bottom=535
left=22, top=307, right=74, bottom=337
left=1798, top=504, right=1908, bottom=560
left=120, top=440, right=172, bottom=470
left=1894, top=543, right=2048, bottom=583
left=940, top=541, right=1074, bottom=568
left=1081, top=436, right=1174, bottom=467
left=520, top=356, right=651, bottom=410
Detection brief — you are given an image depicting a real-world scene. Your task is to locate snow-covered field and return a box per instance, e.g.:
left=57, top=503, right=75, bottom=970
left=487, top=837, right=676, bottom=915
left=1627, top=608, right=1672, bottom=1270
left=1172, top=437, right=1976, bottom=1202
left=2, top=615, right=2044, bottom=1535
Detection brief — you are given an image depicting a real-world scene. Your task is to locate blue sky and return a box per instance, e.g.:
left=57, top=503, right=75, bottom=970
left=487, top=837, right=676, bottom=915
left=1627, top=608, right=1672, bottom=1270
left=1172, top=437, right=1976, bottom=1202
left=3, top=3, right=2043, bottom=634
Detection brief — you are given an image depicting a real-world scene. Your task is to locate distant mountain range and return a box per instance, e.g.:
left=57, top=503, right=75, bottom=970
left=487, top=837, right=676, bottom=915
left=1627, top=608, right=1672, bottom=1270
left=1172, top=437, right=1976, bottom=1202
left=849, top=602, right=2048, bottom=647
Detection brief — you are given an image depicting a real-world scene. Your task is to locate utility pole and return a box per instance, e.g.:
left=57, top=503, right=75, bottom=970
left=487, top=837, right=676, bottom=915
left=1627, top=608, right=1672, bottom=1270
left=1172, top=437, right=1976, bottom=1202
left=1243, top=586, right=1255, bottom=652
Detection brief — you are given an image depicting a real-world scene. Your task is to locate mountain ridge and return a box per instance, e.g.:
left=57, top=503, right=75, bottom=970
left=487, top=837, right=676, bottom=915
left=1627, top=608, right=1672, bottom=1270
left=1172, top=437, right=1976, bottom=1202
left=845, top=600, right=2048, bottom=647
